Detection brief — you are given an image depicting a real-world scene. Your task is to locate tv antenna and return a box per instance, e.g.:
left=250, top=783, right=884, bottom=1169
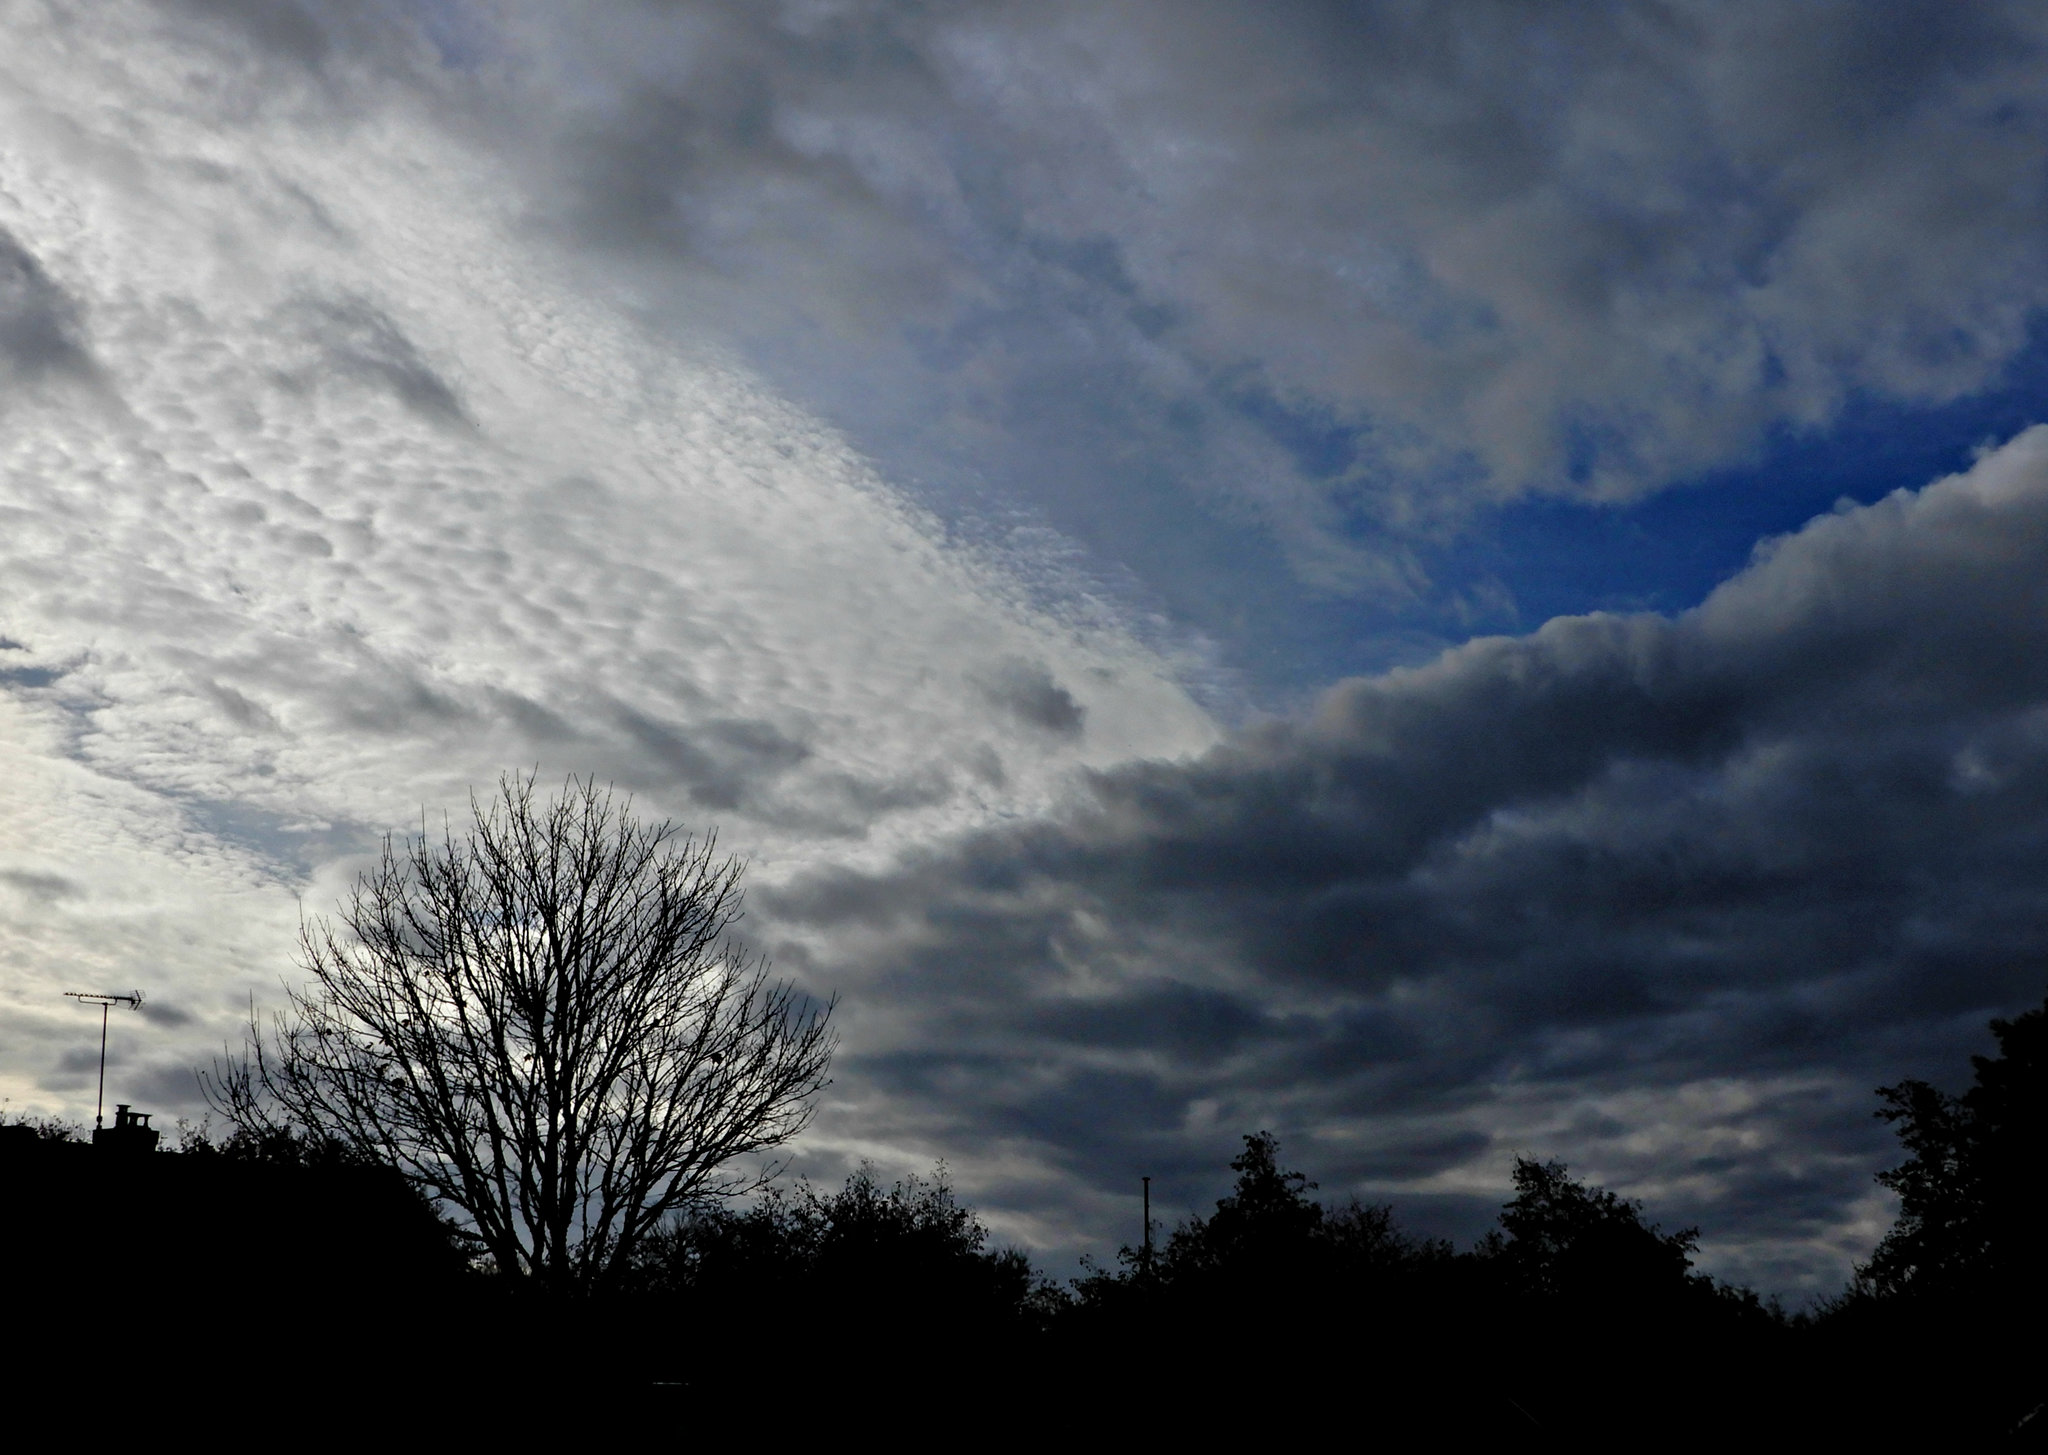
left=64, top=991, right=143, bottom=1130
left=1141, top=1175, right=1154, bottom=1270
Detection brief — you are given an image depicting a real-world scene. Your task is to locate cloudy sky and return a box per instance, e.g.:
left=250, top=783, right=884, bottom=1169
left=6, top=0, right=2048, bottom=1297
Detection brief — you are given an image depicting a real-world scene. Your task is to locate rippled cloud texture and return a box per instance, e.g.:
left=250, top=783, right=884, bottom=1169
left=0, top=5, right=1209, bottom=1139
left=4, top=1, right=2048, bottom=1297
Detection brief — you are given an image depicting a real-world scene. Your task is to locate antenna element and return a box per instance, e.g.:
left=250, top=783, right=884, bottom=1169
left=63, top=991, right=143, bottom=1129
left=1142, top=1174, right=1153, bottom=1271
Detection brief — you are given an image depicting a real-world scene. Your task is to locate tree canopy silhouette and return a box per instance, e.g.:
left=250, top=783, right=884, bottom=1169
left=205, top=774, right=835, bottom=1292
left=628, top=1164, right=1047, bottom=1404
left=1072, top=1132, right=1439, bottom=1334
left=1162, top=1130, right=1326, bottom=1274
left=1862, top=992, right=2048, bottom=1303
left=644, top=1164, right=1038, bottom=1320
left=1491, top=1155, right=1703, bottom=1306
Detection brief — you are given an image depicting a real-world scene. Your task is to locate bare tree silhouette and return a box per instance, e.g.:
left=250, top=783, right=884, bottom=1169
left=206, top=774, right=834, bottom=1292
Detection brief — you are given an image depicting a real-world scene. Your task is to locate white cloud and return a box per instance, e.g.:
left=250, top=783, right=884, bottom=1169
left=0, top=3, right=1215, bottom=1122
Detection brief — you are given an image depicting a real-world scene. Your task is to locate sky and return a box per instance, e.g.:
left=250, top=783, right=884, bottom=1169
left=4, top=0, right=2048, bottom=1299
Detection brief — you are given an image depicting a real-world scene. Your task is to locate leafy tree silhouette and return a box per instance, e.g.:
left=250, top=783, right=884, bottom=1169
left=1077, top=1131, right=1434, bottom=1300
left=1805, top=995, right=2048, bottom=1440
left=1863, top=993, right=2048, bottom=1303
left=1154, top=1130, right=1326, bottom=1279
left=1489, top=1155, right=1702, bottom=1307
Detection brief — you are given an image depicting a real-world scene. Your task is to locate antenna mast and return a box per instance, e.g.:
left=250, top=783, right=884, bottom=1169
left=63, top=991, right=143, bottom=1129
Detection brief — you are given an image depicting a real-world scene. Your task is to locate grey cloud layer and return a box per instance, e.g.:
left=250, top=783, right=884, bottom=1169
left=494, top=0, right=2048, bottom=592
left=765, top=431, right=2048, bottom=1292
left=0, top=225, right=95, bottom=386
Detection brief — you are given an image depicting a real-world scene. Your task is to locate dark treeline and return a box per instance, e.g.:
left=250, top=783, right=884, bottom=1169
left=6, top=998, right=2043, bottom=1437
left=605, top=1099, right=2039, bottom=1438
left=622, top=1139, right=1774, bottom=1433
left=626, top=997, right=2043, bottom=1436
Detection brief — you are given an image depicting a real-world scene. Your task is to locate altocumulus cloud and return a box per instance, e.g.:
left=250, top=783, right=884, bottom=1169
left=763, top=430, right=2048, bottom=1295
left=0, top=6, right=1212, bottom=1123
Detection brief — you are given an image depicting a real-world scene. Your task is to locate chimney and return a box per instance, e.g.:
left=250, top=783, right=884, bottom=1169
left=91, top=1104, right=159, bottom=1154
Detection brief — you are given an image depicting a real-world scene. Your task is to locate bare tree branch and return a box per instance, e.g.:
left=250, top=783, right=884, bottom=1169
left=203, top=774, right=836, bottom=1292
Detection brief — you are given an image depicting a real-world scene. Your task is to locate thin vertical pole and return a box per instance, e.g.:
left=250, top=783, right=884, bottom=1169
left=1142, top=1175, right=1152, bottom=1267
left=95, top=1002, right=108, bottom=1129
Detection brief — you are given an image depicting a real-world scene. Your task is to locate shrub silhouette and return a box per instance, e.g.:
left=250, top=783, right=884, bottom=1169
left=646, top=1163, right=1036, bottom=1314
left=631, top=1165, right=1047, bottom=1403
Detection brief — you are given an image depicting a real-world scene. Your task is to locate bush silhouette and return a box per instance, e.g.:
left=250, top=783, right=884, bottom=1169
left=630, top=1165, right=1047, bottom=1404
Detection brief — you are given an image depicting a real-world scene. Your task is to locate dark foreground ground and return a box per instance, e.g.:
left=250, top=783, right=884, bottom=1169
left=3, top=1130, right=2038, bottom=1443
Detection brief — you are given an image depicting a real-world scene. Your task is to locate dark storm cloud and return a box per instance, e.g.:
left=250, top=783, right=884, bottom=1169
left=615, top=706, right=812, bottom=813
left=167, top=0, right=333, bottom=68
left=764, top=430, right=2048, bottom=1285
left=157, top=0, right=463, bottom=80
left=137, top=999, right=194, bottom=1029
left=117, top=1058, right=210, bottom=1112
left=612, top=705, right=957, bottom=837
left=974, top=658, right=1085, bottom=739
left=0, top=227, right=96, bottom=386
left=276, top=296, right=471, bottom=426
left=0, top=869, right=81, bottom=903
left=200, top=680, right=283, bottom=735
